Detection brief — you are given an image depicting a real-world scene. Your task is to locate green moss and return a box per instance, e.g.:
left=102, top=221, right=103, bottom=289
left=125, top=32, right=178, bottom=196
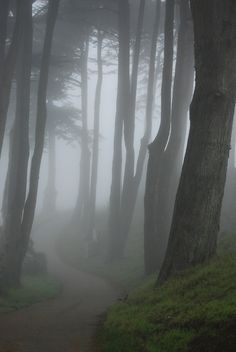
left=101, top=238, right=236, bottom=352
left=0, top=275, right=62, bottom=313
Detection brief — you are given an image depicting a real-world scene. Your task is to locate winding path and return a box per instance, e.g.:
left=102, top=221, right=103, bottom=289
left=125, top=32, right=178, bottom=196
left=0, top=216, right=120, bottom=352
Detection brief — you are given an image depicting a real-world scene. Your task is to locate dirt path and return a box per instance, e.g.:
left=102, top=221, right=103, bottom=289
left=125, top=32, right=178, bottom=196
left=0, top=216, right=120, bottom=352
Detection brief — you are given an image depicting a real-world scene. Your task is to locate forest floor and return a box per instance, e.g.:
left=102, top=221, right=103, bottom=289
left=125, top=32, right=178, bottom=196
left=0, top=214, right=120, bottom=352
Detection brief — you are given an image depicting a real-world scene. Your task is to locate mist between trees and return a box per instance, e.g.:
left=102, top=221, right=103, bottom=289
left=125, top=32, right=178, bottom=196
left=0, top=0, right=235, bottom=293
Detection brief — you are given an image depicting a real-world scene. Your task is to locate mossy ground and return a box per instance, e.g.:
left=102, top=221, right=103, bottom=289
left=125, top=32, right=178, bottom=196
left=101, top=234, right=236, bottom=352
left=0, top=275, right=62, bottom=314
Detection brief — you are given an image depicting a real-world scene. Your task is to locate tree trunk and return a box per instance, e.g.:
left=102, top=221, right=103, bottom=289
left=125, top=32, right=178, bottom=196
left=0, top=0, right=10, bottom=207
left=19, top=0, right=60, bottom=279
left=158, top=0, right=236, bottom=285
left=0, top=0, right=9, bottom=79
left=43, top=115, right=57, bottom=214
left=0, top=0, right=33, bottom=289
left=118, top=0, right=148, bottom=258
left=121, top=0, right=145, bottom=218
left=146, top=0, right=194, bottom=273
left=130, top=0, right=146, bottom=132
left=88, top=30, right=103, bottom=238
left=108, top=0, right=130, bottom=260
left=75, top=36, right=91, bottom=235
left=0, top=2, right=22, bottom=157
left=1, top=128, right=13, bottom=223
left=221, top=113, right=236, bottom=232
left=120, top=0, right=161, bottom=255
left=144, top=0, right=175, bottom=275
left=228, top=112, right=236, bottom=169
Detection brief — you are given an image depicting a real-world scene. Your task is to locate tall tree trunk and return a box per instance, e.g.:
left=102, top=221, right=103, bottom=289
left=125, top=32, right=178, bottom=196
left=117, top=0, right=148, bottom=258
left=0, top=2, right=22, bottom=157
left=145, top=0, right=194, bottom=274
left=75, top=36, right=91, bottom=235
left=121, top=0, right=145, bottom=217
left=158, top=0, right=236, bottom=285
left=0, top=0, right=10, bottom=207
left=0, top=0, right=9, bottom=79
left=120, top=0, right=161, bottom=255
left=0, top=0, right=32, bottom=289
left=20, top=0, right=60, bottom=278
left=221, top=113, right=236, bottom=232
left=1, top=128, right=13, bottom=222
left=228, top=112, right=236, bottom=169
left=144, top=0, right=175, bottom=275
left=108, top=0, right=130, bottom=260
left=43, top=115, right=57, bottom=214
left=88, top=30, right=103, bottom=238
left=130, top=0, right=146, bottom=130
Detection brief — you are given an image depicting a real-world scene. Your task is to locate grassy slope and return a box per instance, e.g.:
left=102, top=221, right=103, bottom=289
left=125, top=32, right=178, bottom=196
left=101, top=236, right=236, bottom=352
left=0, top=275, right=61, bottom=314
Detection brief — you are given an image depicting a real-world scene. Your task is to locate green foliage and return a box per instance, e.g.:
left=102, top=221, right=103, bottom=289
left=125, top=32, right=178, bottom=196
left=0, top=275, right=61, bottom=314
left=101, top=237, right=236, bottom=352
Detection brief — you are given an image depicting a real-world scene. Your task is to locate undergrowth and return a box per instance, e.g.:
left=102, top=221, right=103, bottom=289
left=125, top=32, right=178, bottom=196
left=0, top=275, right=61, bottom=314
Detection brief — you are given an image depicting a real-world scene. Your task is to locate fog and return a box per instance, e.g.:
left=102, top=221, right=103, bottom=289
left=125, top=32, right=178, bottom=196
left=0, top=1, right=236, bottom=351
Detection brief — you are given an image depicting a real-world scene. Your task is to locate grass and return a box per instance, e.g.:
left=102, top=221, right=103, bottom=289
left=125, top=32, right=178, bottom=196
left=56, top=210, right=236, bottom=351
left=0, top=275, right=62, bottom=314
left=100, top=234, right=236, bottom=352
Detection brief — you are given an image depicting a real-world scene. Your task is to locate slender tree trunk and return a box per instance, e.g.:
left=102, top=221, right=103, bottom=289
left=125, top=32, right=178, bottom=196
left=0, top=0, right=9, bottom=79
left=88, top=30, right=103, bottom=238
left=121, top=0, right=145, bottom=215
left=120, top=0, right=161, bottom=254
left=0, top=2, right=22, bottom=157
left=117, top=0, right=148, bottom=258
left=108, top=0, right=130, bottom=260
left=145, top=0, right=194, bottom=274
left=20, top=0, right=60, bottom=278
left=158, top=0, right=236, bottom=285
left=144, top=0, right=175, bottom=275
left=130, top=0, right=146, bottom=130
left=1, top=128, right=13, bottom=222
left=43, top=116, right=57, bottom=214
left=75, top=36, right=91, bottom=235
left=0, top=0, right=32, bottom=289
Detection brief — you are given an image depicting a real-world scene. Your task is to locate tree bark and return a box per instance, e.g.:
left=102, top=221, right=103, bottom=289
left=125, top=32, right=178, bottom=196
left=88, top=30, right=104, bottom=238
left=0, top=2, right=22, bottom=157
left=145, top=0, right=194, bottom=274
left=43, top=114, right=57, bottom=214
left=158, top=0, right=236, bottom=285
left=74, top=35, right=91, bottom=235
left=108, top=0, right=130, bottom=260
left=0, top=0, right=33, bottom=289
left=19, top=0, right=60, bottom=282
left=130, top=0, right=146, bottom=133
left=120, top=0, right=161, bottom=255
left=121, top=0, right=145, bottom=218
left=228, top=112, right=236, bottom=169
left=144, top=0, right=175, bottom=275
left=0, top=0, right=9, bottom=79
left=221, top=113, right=236, bottom=232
